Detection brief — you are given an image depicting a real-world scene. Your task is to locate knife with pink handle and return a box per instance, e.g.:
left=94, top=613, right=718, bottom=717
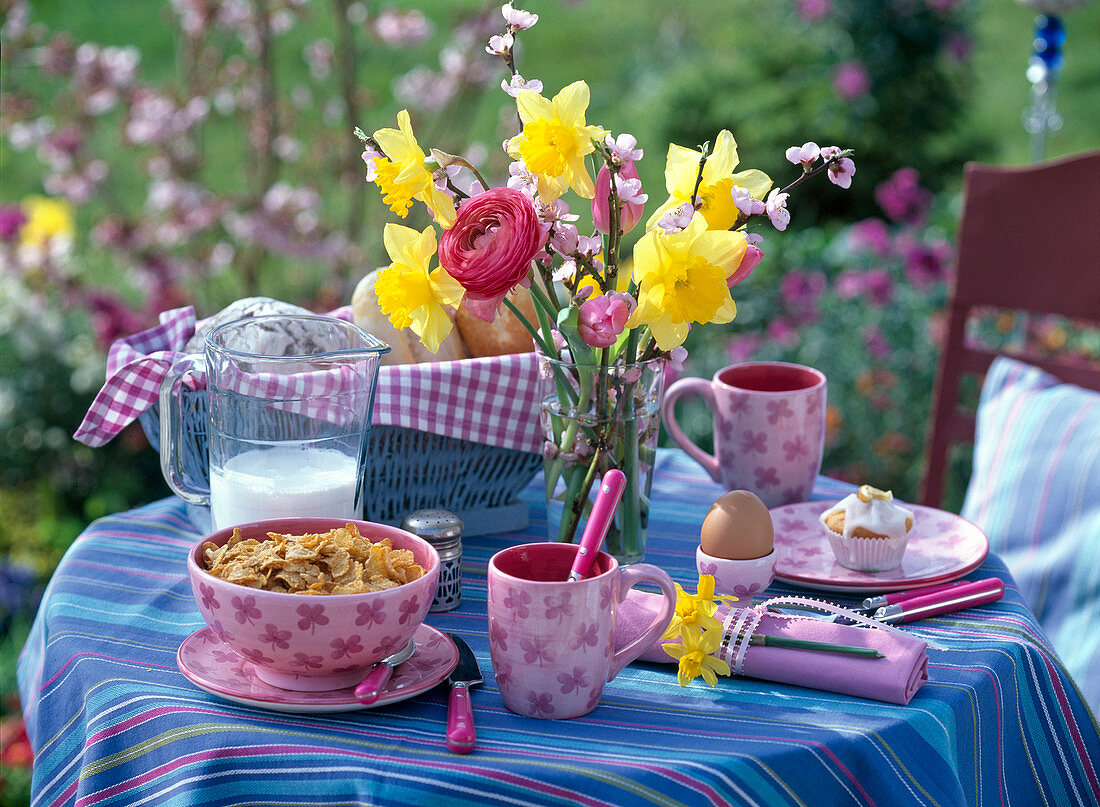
left=873, top=577, right=1005, bottom=624
left=444, top=632, right=482, bottom=754
left=568, top=469, right=626, bottom=582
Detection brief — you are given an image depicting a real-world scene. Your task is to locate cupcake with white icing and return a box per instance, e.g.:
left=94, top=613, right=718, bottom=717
left=819, top=485, right=915, bottom=572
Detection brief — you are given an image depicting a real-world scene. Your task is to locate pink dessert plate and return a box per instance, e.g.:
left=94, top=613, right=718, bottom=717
left=178, top=623, right=459, bottom=713
left=770, top=500, right=990, bottom=593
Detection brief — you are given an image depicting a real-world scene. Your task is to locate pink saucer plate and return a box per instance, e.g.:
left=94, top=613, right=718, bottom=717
left=770, top=500, right=989, bottom=593
left=178, top=623, right=458, bottom=713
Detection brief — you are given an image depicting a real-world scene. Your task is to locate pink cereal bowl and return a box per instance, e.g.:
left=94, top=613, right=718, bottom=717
left=186, top=517, right=440, bottom=692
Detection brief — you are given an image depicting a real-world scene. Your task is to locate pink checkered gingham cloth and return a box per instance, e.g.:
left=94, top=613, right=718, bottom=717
left=74, top=305, right=544, bottom=455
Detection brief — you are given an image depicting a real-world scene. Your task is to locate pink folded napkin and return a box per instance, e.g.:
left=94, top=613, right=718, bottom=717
left=617, top=590, right=928, bottom=705
left=74, top=305, right=543, bottom=454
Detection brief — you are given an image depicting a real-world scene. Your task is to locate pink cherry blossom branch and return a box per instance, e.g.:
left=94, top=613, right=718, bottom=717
left=732, top=149, right=855, bottom=231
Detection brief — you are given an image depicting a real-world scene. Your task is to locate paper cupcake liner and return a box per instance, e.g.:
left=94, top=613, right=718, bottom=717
left=820, top=513, right=910, bottom=572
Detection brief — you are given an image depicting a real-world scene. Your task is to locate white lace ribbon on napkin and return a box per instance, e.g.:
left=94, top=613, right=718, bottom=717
left=717, top=596, right=917, bottom=675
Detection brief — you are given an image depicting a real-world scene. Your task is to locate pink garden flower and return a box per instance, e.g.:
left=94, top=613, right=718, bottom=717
left=875, top=167, right=932, bottom=225
left=796, top=0, right=832, bottom=22
left=592, top=160, right=646, bottom=235
left=847, top=218, right=892, bottom=257
left=902, top=238, right=953, bottom=290
left=833, top=60, right=871, bottom=101
left=577, top=292, right=634, bottom=348
left=438, top=187, right=543, bottom=321
left=780, top=269, right=826, bottom=323
left=0, top=206, right=27, bottom=241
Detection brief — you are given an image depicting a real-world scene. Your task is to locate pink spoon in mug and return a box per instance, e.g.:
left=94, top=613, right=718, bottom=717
left=568, top=469, right=627, bottom=582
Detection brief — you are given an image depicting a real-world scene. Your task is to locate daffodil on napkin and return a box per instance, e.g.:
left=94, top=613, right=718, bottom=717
left=662, top=574, right=737, bottom=686
left=618, top=574, right=930, bottom=705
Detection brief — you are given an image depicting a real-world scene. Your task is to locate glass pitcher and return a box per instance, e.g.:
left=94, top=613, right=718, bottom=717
left=160, top=315, right=389, bottom=530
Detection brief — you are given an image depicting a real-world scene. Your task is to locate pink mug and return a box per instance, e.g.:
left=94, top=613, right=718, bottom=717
left=662, top=361, right=827, bottom=508
left=487, top=543, right=675, bottom=720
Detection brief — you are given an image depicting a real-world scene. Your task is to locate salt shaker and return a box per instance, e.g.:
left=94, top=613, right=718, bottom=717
left=401, top=509, right=463, bottom=612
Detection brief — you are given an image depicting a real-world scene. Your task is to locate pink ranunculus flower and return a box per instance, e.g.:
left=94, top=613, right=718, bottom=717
left=438, top=186, right=543, bottom=321
left=577, top=292, right=635, bottom=348
left=592, top=160, right=645, bottom=235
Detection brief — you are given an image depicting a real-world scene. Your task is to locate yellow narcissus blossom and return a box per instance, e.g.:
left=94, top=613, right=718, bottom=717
left=647, top=130, right=772, bottom=231
left=663, top=574, right=722, bottom=641
left=375, top=223, right=464, bottom=353
left=19, top=196, right=74, bottom=248
left=628, top=213, right=747, bottom=351
left=506, top=80, right=607, bottom=202
left=371, top=110, right=457, bottom=228
left=663, top=626, right=731, bottom=687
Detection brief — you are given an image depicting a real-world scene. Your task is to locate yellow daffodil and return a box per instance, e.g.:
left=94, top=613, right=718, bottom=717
left=506, top=80, right=608, bottom=202
left=628, top=214, right=746, bottom=351
left=646, top=130, right=772, bottom=231
left=663, top=573, right=723, bottom=641
left=371, top=110, right=457, bottom=228
left=375, top=223, right=464, bottom=353
left=663, top=625, right=731, bottom=687
left=19, top=196, right=74, bottom=248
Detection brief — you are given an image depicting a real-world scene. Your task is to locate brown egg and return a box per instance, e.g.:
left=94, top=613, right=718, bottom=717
left=699, top=490, right=775, bottom=560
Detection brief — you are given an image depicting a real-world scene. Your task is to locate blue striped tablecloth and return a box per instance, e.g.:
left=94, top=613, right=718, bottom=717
left=18, top=450, right=1100, bottom=807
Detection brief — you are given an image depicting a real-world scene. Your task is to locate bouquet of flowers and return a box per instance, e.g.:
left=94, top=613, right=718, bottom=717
left=355, top=3, right=855, bottom=561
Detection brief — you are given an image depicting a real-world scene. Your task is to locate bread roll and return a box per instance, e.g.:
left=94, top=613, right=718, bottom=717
left=454, top=286, right=538, bottom=357
left=351, top=270, right=470, bottom=365
left=184, top=297, right=316, bottom=354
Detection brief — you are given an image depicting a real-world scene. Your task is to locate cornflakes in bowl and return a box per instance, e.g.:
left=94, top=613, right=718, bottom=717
left=187, top=517, right=439, bottom=692
left=202, top=523, right=425, bottom=594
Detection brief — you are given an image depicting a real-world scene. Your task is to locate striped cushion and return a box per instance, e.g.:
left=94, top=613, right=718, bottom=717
left=961, top=355, right=1100, bottom=714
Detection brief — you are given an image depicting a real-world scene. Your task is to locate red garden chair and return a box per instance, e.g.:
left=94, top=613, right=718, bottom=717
left=919, top=149, right=1100, bottom=509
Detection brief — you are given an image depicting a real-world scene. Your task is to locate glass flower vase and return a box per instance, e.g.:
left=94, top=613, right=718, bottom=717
left=537, top=352, right=666, bottom=565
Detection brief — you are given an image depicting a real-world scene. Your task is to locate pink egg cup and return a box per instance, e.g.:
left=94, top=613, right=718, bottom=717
left=187, top=517, right=440, bottom=692
left=696, top=546, right=777, bottom=605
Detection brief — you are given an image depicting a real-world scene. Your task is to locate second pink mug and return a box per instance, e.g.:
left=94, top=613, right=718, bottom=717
left=662, top=361, right=827, bottom=508
left=487, top=542, right=675, bottom=720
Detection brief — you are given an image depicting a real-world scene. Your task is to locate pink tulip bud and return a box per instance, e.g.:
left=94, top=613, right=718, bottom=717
left=592, top=161, right=644, bottom=235
left=727, top=242, right=763, bottom=287
left=577, top=292, right=635, bottom=348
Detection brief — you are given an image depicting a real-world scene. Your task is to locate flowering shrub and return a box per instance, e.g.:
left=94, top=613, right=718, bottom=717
left=643, top=0, right=981, bottom=221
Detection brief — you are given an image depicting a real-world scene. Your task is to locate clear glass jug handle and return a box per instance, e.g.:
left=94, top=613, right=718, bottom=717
left=159, top=354, right=210, bottom=507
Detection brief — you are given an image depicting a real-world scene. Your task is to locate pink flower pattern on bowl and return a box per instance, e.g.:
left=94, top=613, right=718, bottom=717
left=187, top=517, right=439, bottom=692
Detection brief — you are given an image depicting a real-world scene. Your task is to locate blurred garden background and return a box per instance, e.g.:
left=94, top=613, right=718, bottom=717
left=1, top=0, right=1099, bottom=800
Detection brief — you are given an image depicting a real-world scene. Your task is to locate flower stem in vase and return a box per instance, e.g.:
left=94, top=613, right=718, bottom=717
left=539, top=349, right=663, bottom=564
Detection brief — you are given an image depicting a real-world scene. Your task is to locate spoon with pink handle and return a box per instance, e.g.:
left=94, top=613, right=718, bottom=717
left=354, top=639, right=415, bottom=704
left=568, top=469, right=627, bottom=582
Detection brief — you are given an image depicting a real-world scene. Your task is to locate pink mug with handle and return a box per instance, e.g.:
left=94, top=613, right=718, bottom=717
left=487, top=542, right=675, bottom=720
left=662, top=361, right=827, bottom=508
